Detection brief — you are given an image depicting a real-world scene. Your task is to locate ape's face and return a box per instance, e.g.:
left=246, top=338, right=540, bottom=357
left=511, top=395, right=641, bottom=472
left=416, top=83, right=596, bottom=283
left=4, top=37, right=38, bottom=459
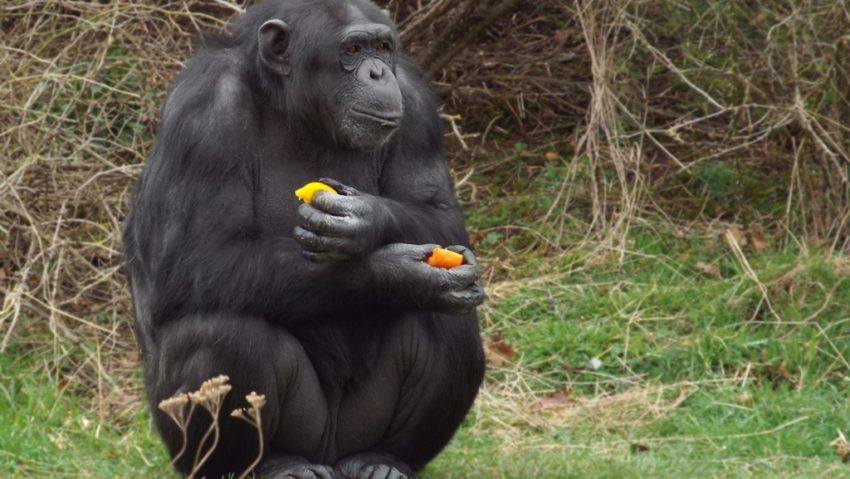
left=333, top=23, right=403, bottom=150
left=258, top=14, right=403, bottom=151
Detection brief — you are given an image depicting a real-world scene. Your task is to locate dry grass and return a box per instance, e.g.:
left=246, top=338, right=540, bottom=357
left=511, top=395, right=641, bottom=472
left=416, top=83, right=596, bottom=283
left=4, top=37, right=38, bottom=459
left=1, top=1, right=243, bottom=423
left=473, top=363, right=696, bottom=447
left=440, top=0, right=850, bottom=256
left=2, top=2, right=850, bottom=473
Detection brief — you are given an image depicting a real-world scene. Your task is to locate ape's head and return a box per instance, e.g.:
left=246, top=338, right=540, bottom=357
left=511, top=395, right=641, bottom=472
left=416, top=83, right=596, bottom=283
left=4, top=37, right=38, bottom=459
left=255, top=1, right=403, bottom=151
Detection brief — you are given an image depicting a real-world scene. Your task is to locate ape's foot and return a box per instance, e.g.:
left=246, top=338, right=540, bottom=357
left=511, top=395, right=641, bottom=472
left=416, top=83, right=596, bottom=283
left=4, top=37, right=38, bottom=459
left=259, top=464, right=335, bottom=479
left=256, top=453, right=335, bottom=479
left=345, top=463, right=409, bottom=479
left=335, top=453, right=412, bottom=479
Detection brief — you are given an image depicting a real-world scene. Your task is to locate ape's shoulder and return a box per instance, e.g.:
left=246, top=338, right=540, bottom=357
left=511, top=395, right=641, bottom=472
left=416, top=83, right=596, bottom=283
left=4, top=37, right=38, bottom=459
left=160, top=50, right=256, bottom=132
left=145, top=50, right=260, bottom=183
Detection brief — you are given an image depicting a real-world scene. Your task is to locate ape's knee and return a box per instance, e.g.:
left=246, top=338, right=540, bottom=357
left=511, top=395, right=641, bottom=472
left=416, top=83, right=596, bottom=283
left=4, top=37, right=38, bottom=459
left=146, top=314, right=284, bottom=476
left=149, top=316, right=272, bottom=396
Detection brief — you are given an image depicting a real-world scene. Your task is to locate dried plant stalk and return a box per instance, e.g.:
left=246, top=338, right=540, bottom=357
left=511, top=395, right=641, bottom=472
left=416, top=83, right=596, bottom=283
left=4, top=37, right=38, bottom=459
left=232, top=391, right=267, bottom=479
left=157, top=393, right=195, bottom=468
left=187, top=375, right=232, bottom=478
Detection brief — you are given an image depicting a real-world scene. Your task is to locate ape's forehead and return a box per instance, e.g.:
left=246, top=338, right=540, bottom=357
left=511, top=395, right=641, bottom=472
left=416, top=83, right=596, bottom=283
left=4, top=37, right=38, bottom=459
left=341, top=22, right=393, bottom=41
left=345, top=3, right=370, bottom=24
left=316, top=3, right=394, bottom=45
left=287, top=0, right=393, bottom=45
left=343, top=2, right=392, bottom=30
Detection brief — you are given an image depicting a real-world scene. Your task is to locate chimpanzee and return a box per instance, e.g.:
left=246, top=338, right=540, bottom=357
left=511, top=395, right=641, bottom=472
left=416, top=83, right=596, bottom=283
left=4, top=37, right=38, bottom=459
left=122, top=0, right=485, bottom=477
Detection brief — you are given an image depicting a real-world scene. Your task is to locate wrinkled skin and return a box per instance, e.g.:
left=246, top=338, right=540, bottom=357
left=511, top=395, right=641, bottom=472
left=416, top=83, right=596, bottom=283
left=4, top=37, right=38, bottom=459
left=122, top=0, right=485, bottom=478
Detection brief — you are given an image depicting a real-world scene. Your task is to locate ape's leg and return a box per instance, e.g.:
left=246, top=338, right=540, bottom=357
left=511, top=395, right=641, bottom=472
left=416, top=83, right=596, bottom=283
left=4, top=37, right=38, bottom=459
left=334, top=313, right=485, bottom=478
left=146, top=314, right=332, bottom=478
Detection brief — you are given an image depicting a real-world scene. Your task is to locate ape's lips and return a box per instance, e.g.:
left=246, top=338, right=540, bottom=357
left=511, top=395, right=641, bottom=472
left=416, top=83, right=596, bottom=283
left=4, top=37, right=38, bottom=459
left=351, top=108, right=402, bottom=127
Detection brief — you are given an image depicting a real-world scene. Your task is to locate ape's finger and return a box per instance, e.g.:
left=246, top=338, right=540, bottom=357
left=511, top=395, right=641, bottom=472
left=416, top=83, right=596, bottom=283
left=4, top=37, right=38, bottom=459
left=298, top=203, right=356, bottom=237
left=311, top=190, right=357, bottom=216
left=453, top=283, right=486, bottom=306
left=443, top=263, right=482, bottom=289
left=437, top=284, right=486, bottom=314
left=383, top=243, right=439, bottom=260
left=318, top=177, right=359, bottom=196
left=308, top=465, right=335, bottom=479
left=294, top=227, right=358, bottom=255
left=445, top=245, right=476, bottom=265
left=464, top=282, right=487, bottom=304
left=410, top=243, right=441, bottom=260
left=301, top=249, right=351, bottom=264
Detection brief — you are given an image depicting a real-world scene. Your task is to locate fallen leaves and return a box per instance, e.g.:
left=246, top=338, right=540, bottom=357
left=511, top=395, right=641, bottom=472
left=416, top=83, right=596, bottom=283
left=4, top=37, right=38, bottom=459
left=721, top=225, right=769, bottom=254
left=538, top=390, right=570, bottom=409
left=762, top=361, right=797, bottom=389
left=832, top=430, right=850, bottom=463
left=723, top=226, right=748, bottom=249
left=695, top=224, right=771, bottom=279
left=484, top=333, right=516, bottom=367
left=750, top=230, right=768, bottom=254
left=695, top=261, right=721, bottom=278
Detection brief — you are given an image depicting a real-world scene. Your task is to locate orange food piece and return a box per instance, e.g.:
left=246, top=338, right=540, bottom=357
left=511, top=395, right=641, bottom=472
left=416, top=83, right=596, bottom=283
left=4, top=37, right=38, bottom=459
left=426, top=247, right=464, bottom=269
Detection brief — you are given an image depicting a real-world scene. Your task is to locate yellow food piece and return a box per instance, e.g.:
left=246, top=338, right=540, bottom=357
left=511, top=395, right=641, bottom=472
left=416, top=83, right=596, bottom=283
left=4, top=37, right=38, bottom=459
left=295, top=181, right=337, bottom=203
left=426, top=247, right=464, bottom=269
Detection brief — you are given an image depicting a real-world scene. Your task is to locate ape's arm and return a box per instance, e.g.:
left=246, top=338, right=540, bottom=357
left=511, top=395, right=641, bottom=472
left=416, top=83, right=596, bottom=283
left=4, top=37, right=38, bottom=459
left=124, top=62, right=479, bottom=326
left=377, top=60, right=469, bottom=247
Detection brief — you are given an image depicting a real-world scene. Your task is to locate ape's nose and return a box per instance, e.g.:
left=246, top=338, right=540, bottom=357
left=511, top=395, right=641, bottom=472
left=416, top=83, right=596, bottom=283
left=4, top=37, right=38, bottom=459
left=369, top=65, right=385, bottom=81
left=359, top=58, right=388, bottom=84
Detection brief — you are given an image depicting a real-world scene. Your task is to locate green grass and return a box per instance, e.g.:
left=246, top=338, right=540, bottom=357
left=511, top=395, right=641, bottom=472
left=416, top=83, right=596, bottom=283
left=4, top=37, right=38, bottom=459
left=0, top=351, right=167, bottom=477
left=5, top=0, right=850, bottom=477
left=423, top=382, right=849, bottom=478
left=3, top=222, right=849, bottom=478
left=419, top=225, right=850, bottom=478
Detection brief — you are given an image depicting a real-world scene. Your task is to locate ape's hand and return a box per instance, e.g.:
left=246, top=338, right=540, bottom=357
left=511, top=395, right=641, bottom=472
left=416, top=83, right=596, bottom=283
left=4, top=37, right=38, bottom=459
left=370, top=243, right=486, bottom=314
left=295, top=178, right=391, bottom=263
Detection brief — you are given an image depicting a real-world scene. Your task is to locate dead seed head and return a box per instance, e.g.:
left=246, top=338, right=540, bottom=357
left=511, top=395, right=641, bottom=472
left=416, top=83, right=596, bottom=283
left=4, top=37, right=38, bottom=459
left=158, top=393, right=189, bottom=414
left=188, top=375, right=232, bottom=412
left=246, top=391, right=266, bottom=409
left=201, top=375, right=230, bottom=390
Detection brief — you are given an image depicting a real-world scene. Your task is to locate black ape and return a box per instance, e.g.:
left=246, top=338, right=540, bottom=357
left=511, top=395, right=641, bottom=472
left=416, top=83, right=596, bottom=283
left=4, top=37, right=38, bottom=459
left=123, top=0, right=485, bottom=477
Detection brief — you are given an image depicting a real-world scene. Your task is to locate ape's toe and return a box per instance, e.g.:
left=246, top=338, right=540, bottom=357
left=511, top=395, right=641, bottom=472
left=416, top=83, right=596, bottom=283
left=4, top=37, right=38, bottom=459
left=260, top=463, right=335, bottom=479
left=335, top=453, right=412, bottom=479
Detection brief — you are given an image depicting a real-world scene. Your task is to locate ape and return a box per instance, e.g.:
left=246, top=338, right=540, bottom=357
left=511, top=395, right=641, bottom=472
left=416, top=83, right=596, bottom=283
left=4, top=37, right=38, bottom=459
left=122, top=0, right=485, bottom=478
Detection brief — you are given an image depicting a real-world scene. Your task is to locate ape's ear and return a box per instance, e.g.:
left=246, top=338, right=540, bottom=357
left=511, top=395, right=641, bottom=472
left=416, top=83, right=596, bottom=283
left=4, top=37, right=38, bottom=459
left=258, top=19, right=291, bottom=76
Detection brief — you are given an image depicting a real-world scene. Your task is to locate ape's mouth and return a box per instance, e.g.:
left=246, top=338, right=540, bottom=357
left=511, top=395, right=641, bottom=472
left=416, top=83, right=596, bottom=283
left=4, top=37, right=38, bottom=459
left=351, top=108, right=402, bottom=127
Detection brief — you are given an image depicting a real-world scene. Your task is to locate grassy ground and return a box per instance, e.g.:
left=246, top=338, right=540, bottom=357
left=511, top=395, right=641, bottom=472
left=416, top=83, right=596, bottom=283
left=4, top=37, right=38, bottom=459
left=423, top=228, right=850, bottom=478
left=3, top=1, right=850, bottom=478
left=3, top=200, right=849, bottom=477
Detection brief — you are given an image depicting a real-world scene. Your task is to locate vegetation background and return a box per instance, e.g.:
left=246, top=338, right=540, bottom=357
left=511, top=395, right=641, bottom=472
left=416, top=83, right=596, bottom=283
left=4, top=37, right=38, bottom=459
left=2, top=0, right=850, bottom=477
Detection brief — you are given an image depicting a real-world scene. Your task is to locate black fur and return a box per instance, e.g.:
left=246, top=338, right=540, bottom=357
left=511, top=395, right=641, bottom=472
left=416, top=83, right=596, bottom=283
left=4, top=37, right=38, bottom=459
left=123, top=1, right=485, bottom=477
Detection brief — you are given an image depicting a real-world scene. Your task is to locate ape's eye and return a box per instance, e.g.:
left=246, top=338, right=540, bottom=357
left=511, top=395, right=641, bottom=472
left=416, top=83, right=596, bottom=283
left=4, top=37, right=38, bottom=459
left=346, top=45, right=361, bottom=55
left=376, top=42, right=392, bottom=52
